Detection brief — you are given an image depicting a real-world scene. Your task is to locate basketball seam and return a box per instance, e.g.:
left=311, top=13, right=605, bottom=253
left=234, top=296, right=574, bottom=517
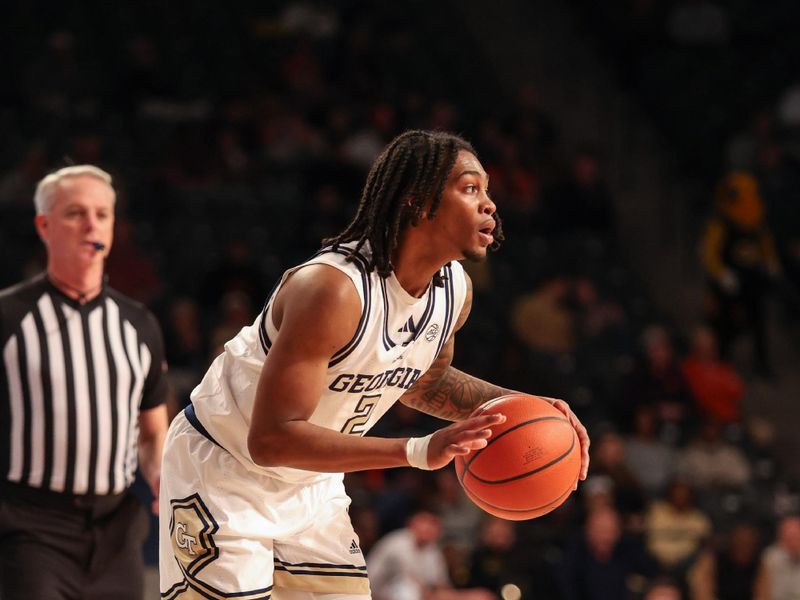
left=463, top=431, right=577, bottom=484
left=461, top=415, right=568, bottom=474
left=460, top=472, right=577, bottom=514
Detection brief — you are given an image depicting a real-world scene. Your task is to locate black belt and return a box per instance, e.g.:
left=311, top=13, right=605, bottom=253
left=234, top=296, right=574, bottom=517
left=184, top=403, right=223, bottom=449
left=0, top=480, right=127, bottom=519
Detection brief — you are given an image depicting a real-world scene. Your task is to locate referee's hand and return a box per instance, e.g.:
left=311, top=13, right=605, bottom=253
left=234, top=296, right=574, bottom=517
left=150, top=476, right=160, bottom=516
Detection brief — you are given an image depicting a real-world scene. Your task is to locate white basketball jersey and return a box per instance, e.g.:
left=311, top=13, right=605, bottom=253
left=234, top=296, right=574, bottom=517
left=190, top=243, right=468, bottom=483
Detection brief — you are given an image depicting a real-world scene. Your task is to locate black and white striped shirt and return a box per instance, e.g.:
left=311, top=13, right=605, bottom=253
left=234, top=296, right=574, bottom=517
left=0, top=274, right=167, bottom=496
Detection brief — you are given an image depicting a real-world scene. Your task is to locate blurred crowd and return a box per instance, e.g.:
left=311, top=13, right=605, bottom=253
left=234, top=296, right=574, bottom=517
left=1, top=1, right=799, bottom=599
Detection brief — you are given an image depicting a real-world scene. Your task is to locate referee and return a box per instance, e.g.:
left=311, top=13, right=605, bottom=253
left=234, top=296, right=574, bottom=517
left=0, top=165, right=169, bottom=599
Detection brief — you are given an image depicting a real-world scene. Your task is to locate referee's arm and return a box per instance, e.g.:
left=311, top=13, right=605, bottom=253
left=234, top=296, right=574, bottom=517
left=138, top=310, right=169, bottom=512
left=139, top=404, right=167, bottom=512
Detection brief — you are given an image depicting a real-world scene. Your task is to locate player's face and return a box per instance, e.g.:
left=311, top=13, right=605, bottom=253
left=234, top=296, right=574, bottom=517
left=431, top=150, right=496, bottom=262
left=35, top=176, right=115, bottom=267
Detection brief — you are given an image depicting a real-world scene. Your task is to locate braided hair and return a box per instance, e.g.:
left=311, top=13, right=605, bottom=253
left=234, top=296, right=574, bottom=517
left=324, top=130, right=503, bottom=282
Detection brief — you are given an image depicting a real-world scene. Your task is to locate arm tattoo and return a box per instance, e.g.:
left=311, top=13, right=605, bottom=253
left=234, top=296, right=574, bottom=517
left=400, top=338, right=513, bottom=420
left=407, top=366, right=513, bottom=421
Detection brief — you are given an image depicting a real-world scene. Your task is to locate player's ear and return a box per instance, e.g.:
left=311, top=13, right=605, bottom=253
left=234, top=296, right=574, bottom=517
left=405, top=196, right=428, bottom=221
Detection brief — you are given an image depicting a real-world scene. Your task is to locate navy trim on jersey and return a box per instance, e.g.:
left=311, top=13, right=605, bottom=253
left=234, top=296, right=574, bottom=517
left=184, top=404, right=223, bottom=450
left=165, top=564, right=272, bottom=600
left=380, top=279, right=437, bottom=349
left=407, top=286, right=436, bottom=345
left=378, top=278, right=395, bottom=351
left=257, top=277, right=284, bottom=356
left=273, top=558, right=368, bottom=571
left=435, top=265, right=455, bottom=357
left=328, top=248, right=371, bottom=367
left=258, top=306, right=272, bottom=356
left=257, top=246, right=372, bottom=366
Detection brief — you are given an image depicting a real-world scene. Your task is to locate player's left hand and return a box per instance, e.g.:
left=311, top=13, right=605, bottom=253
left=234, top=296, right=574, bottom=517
left=546, top=398, right=590, bottom=486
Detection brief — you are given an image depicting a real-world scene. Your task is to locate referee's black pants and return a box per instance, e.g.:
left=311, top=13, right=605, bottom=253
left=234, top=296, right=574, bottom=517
left=0, top=482, right=149, bottom=600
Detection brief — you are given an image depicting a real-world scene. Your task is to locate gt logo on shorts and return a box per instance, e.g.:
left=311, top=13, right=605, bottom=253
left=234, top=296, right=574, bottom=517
left=175, top=522, right=198, bottom=555
left=169, top=493, right=219, bottom=576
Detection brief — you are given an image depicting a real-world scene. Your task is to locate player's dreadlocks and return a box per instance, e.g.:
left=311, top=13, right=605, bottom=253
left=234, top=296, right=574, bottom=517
left=324, top=130, right=504, bottom=283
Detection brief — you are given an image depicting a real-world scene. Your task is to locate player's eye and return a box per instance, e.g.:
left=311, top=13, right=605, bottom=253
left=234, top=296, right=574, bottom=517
left=464, top=184, right=477, bottom=193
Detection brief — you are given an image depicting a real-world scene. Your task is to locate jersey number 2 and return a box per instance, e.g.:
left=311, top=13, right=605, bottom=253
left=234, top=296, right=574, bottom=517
left=340, top=393, right=380, bottom=435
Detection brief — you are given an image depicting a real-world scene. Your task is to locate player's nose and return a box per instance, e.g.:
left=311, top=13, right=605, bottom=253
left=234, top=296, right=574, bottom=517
left=480, top=195, right=496, bottom=216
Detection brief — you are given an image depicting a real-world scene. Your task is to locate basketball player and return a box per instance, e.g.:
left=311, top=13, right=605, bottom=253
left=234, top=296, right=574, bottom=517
left=160, top=130, right=590, bottom=600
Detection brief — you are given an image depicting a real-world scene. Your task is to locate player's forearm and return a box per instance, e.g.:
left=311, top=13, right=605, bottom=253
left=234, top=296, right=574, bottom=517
left=401, top=365, right=514, bottom=421
left=247, top=420, right=410, bottom=472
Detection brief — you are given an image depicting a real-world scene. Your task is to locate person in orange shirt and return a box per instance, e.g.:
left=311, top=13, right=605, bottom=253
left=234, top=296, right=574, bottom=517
left=681, top=325, right=745, bottom=424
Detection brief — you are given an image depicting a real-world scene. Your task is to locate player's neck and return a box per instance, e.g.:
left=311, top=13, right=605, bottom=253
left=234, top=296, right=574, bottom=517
left=392, top=237, right=451, bottom=297
left=47, top=260, right=105, bottom=303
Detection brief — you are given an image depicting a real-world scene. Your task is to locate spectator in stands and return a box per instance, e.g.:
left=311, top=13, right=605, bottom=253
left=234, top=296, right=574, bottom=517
left=0, top=143, right=48, bottom=208
left=466, top=518, right=531, bottom=597
left=367, top=509, right=448, bottom=600
left=104, top=217, right=163, bottom=306
left=543, top=148, right=616, bottom=240
left=299, top=184, right=350, bottom=249
left=208, top=289, right=256, bottom=357
left=745, top=417, right=784, bottom=488
left=644, top=480, right=712, bottom=578
left=644, top=577, right=684, bottom=600
left=726, top=111, right=775, bottom=171
left=162, top=297, right=207, bottom=409
left=700, top=172, right=781, bottom=376
left=163, top=297, right=206, bottom=371
left=589, top=431, right=646, bottom=520
left=558, top=506, right=657, bottom=600
left=581, top=474, right=617, bottom=517
left=510, top=276, right=575, bottom=355
left=675, top=421, right=751, bottom=490
left=688, top=522, right=762, bottom=600
left=572, top=277, right=627, bottom=345
left=199, top=240, right=265, bottom=318
left=619, top=325, right=695, bottom=442
left=624, top=405, right=676, bottom=498
left=681, top=325, right=745, bottom=424
left=367, top=510, right=494, bottom=600
left=432, top=470, right=483, bottom=554
left=22, top=30, right=95, bottom=118
left=756, top=515, right=800, bottom=600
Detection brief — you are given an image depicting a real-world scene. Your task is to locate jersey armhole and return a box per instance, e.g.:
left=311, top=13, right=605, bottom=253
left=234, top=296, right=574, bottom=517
left=258, top=255, right=371, bottom=366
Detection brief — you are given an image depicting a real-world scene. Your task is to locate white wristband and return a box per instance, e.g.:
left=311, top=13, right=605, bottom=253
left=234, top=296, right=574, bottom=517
left=405, top=434, right=434, bottom=470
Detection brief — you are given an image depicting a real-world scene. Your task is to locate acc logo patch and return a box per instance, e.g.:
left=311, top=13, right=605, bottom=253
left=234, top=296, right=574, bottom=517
left=424, top=323, right=440, bottom=342
left=170, top=493, right=219, bottom=577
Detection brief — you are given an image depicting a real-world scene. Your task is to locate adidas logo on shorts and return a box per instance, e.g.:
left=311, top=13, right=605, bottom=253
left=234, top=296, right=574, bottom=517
left=349, top=539, right=361, bottom=555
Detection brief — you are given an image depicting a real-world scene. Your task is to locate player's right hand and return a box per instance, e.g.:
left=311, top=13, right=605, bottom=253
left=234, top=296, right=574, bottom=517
left=426, top=413, right=506, bottom=470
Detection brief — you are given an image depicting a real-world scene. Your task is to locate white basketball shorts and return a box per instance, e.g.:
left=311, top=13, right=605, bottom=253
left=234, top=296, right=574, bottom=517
left=159, top=408, right=371, bottom=599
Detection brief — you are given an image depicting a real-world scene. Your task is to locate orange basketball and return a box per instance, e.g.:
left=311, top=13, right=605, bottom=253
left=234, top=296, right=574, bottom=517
left=454, top=394, right=581, bottom=521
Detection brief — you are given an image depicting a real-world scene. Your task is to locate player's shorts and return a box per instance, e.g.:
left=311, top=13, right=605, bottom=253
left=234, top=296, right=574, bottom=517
left=159, top=407, right=371, bottom=600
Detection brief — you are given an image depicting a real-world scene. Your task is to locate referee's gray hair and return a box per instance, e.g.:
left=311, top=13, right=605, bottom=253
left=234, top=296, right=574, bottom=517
left=34, top=165, right=116, bottom=215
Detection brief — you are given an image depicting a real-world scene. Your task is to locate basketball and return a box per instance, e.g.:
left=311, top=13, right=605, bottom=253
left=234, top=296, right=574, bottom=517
left=454, top=394, right=581, bottom=521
